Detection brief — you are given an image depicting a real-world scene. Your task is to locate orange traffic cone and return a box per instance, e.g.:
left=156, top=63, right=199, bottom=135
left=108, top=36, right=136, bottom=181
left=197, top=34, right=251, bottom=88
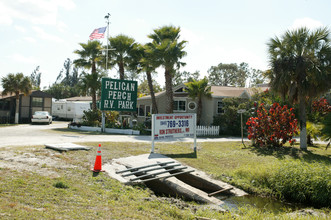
left=91, top=144, right=105, bottom=172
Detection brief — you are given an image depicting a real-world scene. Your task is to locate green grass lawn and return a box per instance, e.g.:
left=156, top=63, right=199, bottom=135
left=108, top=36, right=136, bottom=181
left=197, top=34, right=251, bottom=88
left=0, top=141, right=330, bottom=219
left=0, top=124, right=16, bottom=127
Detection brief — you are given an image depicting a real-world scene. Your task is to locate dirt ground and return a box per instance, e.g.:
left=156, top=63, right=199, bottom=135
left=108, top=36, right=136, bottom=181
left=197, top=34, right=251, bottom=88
left=0, top=146, right=77, bottom=177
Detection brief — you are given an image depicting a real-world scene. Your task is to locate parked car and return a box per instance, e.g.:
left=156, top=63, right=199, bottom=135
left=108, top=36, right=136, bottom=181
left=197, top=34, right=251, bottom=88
left=31, top=111, right=52, bottom=124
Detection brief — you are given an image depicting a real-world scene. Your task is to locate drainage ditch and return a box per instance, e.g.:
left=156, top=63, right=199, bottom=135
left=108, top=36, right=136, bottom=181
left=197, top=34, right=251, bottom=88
left=108, top=154, right=310, bottom=213
left=144, top=174, right=307, bottom=213
left=118, top=164, right=306, bottom=212
left=127, top=164, right=235, bottom=204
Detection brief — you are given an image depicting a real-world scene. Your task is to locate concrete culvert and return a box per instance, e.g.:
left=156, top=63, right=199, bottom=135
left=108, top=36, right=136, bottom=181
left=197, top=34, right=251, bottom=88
left=103, top=153, right=247, bottom=207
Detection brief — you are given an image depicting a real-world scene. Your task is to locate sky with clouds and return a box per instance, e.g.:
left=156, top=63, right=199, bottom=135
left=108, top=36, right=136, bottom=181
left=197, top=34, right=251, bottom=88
left=0, top=0, right=330, bottom=89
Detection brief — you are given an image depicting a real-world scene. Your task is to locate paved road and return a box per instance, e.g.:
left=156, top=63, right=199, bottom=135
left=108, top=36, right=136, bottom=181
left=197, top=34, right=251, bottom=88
left=0, top=122, right=247, bottom=148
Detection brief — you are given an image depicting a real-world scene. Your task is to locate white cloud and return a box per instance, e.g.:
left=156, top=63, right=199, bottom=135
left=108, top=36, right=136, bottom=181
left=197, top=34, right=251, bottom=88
left=24, top=37, right=37, bottom=43
left=222, top=48, right=267, bottom=70
left=56, top=21, right=68, bottom=32
left=10, top=53, right=38, bottom=64
left=180, top=45, right=268, bottom=82
left=180, top=28, right=204, bottom=46
left=32, top=26, right=63, bottom=42
left=53, top=0, right=76, bottom=10
left=0, top=1, right=15, bottom=25
left=291, top=17, right=323, bottom=30
left=14, top=25, right=26, bottom=32
left=0, top=0, right=75, bottom=26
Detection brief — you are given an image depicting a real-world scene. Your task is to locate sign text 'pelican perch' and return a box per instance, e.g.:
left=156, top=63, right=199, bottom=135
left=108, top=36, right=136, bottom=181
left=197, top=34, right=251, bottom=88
left=100, top=78, right=137, bottom=111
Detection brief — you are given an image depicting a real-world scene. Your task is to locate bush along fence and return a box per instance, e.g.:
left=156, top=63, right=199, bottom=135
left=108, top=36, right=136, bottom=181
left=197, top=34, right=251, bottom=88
left=196, top=125, right=220, bottom=136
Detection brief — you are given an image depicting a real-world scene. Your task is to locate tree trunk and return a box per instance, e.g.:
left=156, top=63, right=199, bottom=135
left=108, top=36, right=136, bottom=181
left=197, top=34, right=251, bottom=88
left=91, top=62, right=97, bottom=111
left=197, top=97, right=202, bottom=125
left=91, top=88, right=97, bottom=111
left=92, top=62, right=96, bottom=75
left=146, top=71, right=158, bottom=114
left=119, top=62, right=125, bottom=80
left=299, top=95, right=307, bottom=150
left=164, top=69, right=173, bottom=114
left=15, top=93, right=20, bottom=124
left=307, top=134, right=313, bottom=146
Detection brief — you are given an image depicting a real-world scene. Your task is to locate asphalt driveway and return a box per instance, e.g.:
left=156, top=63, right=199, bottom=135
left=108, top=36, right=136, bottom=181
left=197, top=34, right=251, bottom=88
left=0, top=122, right=247, bottom=148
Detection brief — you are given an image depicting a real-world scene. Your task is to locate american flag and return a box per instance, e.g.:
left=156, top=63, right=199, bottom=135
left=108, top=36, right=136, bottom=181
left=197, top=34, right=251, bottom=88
left=89, top=27, right=107, bottom=40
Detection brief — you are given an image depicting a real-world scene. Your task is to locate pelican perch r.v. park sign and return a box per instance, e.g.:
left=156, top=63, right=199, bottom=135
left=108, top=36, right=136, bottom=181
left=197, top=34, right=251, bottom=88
left=100, top=78, right=138, bottom=111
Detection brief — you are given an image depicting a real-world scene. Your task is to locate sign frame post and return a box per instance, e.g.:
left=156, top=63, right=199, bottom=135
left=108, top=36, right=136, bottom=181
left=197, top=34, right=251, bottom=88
left=151, top=114, right=156, bottom=153
left=193, top=114, right=197, bottom=153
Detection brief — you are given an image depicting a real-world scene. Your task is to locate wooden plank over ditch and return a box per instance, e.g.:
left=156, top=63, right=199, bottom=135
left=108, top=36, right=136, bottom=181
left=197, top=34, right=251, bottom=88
left=116, top=161, right=194, bottom=184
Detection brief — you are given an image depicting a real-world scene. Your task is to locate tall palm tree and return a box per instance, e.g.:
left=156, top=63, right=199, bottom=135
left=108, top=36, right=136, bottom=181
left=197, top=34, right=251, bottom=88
left=79, top=70, right=105, bottom=109
left=132, top=43, right=159, bottom=114
left=185, top=77, right=212, bottom=125
left=267, top=27, right=331, bottom=150
left=107, top=34, right=136, bottom=80
left=73, top=41, right=103, bottom=110
left=146, top=25, right=187, bottom=113
left=1, top=73, right=32, bottom=124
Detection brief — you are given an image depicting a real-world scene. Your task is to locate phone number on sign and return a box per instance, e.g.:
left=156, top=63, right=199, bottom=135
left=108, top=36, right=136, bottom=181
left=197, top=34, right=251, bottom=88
left=160, top=120, right=189, bottom=128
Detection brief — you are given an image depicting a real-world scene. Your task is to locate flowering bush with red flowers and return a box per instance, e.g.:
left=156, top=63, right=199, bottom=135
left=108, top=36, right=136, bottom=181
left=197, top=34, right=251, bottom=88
left=312, top=98, right=331, bottom=115
left=246, top=103, right=299, bottom=147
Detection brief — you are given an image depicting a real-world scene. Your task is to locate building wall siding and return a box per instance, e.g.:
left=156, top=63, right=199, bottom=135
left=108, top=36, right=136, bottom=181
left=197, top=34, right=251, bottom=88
left=44, top=98, right=52, bottom=108
left=200, top=96, right=214, bottom=125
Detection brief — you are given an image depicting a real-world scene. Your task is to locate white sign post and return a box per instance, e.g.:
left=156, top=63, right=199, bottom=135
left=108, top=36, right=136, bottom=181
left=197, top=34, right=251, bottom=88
left=151, top=113, right=197, bottom=153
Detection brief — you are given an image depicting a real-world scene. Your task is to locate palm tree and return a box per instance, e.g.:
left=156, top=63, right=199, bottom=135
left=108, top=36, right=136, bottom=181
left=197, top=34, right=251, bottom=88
left=267, top=27, right=331, bottom=150
left=79, top=70, right=105, bottom=109
left=107, top=34, right=136, bottom=80
left=73, top=41, right=103, bottom=110
left=1, top=73, right=32, bottom=124
left=185, top=78, right=212, bottom=125
left=146, top=25, right=187, bottom=113
left=132, top=43, right=160, bottom=114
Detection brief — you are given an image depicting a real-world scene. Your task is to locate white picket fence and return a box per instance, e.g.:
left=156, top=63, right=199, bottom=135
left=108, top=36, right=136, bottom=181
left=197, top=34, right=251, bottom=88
left=196, top=125, right=220, bottom=136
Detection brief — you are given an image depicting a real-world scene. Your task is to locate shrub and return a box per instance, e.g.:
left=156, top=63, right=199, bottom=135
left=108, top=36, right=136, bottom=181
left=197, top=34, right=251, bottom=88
left=133, top=122, right=151, bottom=135
left=246, top=103, right=298, bottom=147
left=105, top=111, right=121, bottom=128
left=306, top=121, right=322, bottom=145
left=53, top=181, right=69, bottom=189
left=321, top=112, right=331, bottom=146
left=309, top=97, right=331, bottom=123
left=312, top=98, right=331, bottom=115
left=82, top=109, right=101, bottom=127
left=269, top=161, right=331, bottom=207
left=212, top=97, right=251, bottom=136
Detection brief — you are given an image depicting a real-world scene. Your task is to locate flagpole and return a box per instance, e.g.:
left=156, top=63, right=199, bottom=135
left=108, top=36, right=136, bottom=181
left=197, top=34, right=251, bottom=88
left=105, top=13, right=110, bottom=71
left=102, top=13, right=111, bottom=133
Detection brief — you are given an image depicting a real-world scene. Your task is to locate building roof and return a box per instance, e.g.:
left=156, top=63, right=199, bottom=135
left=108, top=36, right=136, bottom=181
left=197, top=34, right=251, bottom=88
left=137, top=83, right=186, bottom=100
left=0, top=90, right=52, bottom=100
left=138, top=84, right=269, bottom=100
left=210, top=86, right=246, bottom=97
left=245, top=87, right=269, bottom=96
left=65, top=96, right=94, bottom=102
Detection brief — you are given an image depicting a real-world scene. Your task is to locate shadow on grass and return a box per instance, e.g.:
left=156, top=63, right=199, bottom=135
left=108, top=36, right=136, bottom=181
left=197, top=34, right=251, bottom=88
left=248, top=145, right=330, bottom=165
left=163, top=150, right=197, bottom=159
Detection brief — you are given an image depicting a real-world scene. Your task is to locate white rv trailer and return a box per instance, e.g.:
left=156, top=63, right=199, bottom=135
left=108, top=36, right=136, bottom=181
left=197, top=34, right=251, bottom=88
left=52, top=99, right=91, bottom=122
